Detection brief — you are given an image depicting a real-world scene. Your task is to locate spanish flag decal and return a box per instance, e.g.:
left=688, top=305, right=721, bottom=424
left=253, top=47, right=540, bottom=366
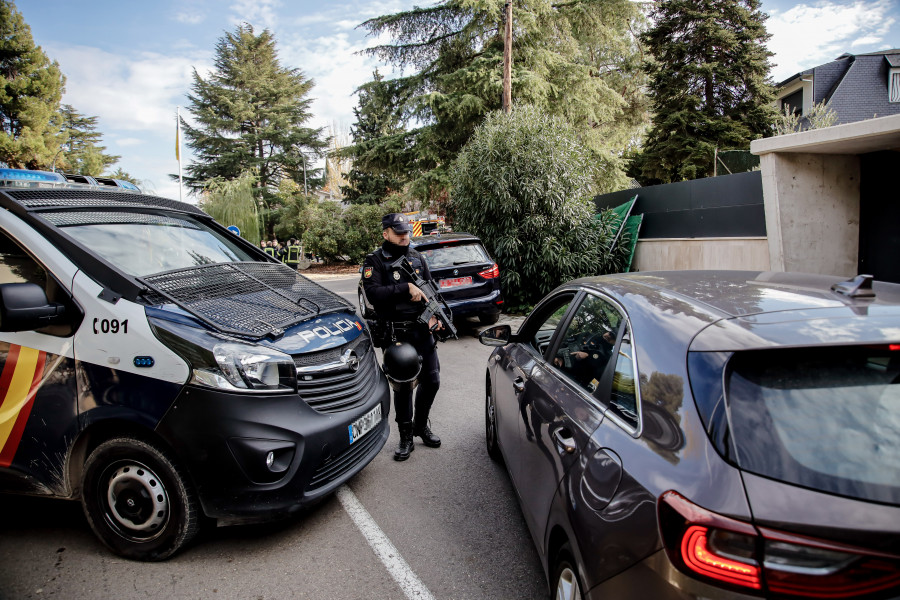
left=0, top=345, right=46, bottom=467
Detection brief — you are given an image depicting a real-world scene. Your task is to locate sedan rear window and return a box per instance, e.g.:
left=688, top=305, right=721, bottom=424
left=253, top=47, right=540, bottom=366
left=725, top=346, right=900, bottom=505
left=419, top=243, right=489, bottom=269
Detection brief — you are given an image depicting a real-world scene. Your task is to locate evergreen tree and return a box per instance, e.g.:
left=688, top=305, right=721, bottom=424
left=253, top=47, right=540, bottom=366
left=342, top=71, right=408, bottom=205
left=0, top=0, right=65, bottom=169
left=630, top=0, right=776, bottom=184
left=53, top=104, right=120, bottom=175
left=357, top=0, right=647, bottom=202
left=181, top=24, right=327, bottom=208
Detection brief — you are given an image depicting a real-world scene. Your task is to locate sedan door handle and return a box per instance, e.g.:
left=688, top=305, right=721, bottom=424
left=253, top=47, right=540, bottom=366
left=513, top=376, right=525, bottom=394
left=552, top=429, right=577, bottom=454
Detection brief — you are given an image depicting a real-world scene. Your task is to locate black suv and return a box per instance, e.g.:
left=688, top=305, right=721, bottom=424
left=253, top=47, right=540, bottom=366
left=359, top=233, right=503, bottom=325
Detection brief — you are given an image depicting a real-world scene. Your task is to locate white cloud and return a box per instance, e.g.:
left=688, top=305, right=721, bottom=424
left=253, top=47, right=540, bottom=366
left=278, top=30, right=391, bottom=134
left=229, top=0, right=282, bottom=31
left=174, top=10, right=206, bottom=25
left=48, top=44, right=210, bottom=132
left=112, top=137, right=145, bottom=147
left=767, top=0, right=896, bottom=81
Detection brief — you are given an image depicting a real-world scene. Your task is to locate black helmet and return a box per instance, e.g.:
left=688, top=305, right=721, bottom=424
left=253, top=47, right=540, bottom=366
left=383, top=342, right=422, bottom=387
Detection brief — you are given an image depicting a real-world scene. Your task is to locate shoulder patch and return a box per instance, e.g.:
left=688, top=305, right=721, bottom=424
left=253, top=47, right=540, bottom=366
left=364, top=267, right=373, bottom=278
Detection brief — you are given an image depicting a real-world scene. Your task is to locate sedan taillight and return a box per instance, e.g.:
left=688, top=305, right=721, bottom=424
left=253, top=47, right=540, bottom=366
left=479, top=264, right=499, bottom=279
left=659, top=491, right=900, bottom=598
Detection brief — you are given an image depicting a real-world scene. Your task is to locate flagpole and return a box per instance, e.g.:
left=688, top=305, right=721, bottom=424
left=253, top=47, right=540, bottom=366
left=176, top=106, right=183, bottom=202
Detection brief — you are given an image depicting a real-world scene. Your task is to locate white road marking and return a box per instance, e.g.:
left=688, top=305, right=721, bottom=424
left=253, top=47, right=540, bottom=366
left=337, top=485, right=436, bottom=600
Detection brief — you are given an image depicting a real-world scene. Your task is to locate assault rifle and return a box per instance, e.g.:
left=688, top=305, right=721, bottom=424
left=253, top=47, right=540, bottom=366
left=391, top=256, right=458, bottom=341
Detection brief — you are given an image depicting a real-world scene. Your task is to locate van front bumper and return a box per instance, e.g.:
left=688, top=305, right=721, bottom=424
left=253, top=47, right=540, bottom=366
left=155, top=375, right=391, bottom=520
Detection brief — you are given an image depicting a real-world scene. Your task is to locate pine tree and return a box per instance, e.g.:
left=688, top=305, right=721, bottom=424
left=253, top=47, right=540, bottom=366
left=53, top=104, right=120, bottom=175
left=630, top=0, right=776, bottom=184
left=356, top=0, right=648, bottom=202
left=342, top=71, right=408, bottom=205
left=181, top=24, right=327, bottom=206
left=0, top=0, right=65, bottom=169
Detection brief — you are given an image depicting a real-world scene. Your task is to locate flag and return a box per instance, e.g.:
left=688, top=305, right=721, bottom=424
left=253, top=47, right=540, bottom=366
left=175, top=114, right=181, bottom=162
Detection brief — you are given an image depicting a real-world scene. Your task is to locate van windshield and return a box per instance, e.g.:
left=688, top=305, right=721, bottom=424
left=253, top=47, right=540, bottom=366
left=725, top=345, right=900, bottom=505
left=47, top=211, right=255, bottom=276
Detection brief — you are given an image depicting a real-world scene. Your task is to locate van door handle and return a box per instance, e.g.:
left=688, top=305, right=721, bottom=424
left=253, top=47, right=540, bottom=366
left=513, top=376, right=525, bottom=394
left=553, top=429, right=577, bottom=454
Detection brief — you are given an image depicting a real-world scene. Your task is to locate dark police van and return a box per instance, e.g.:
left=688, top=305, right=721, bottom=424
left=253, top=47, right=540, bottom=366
left=0, top=169, right=390, bottom=560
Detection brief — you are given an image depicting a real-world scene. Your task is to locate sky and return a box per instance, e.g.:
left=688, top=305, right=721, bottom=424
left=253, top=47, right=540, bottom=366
left=16, top=0, right=900, bottom=203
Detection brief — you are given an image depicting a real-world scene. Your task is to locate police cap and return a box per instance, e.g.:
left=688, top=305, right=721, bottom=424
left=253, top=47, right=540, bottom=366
left=382, top=213, right=411, bottom=234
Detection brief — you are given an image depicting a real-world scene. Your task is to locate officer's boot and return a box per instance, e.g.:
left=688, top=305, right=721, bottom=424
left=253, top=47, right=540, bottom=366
left=413, top=413, right=441, bottom=448
left=393, top=421, right=415, bottom=461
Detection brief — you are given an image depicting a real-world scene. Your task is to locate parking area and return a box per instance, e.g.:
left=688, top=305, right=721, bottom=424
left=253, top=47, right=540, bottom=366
left=0, top=275, right=541, bottom=600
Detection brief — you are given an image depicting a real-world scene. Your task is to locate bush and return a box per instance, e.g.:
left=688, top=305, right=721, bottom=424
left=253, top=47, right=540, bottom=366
left=301, top=201, right=345, bottom=263
left=451, top=105, right=627, bottom=310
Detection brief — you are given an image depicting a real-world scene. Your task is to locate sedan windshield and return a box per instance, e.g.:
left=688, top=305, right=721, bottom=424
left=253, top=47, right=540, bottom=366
left=47, top=211, right=255, bottom=277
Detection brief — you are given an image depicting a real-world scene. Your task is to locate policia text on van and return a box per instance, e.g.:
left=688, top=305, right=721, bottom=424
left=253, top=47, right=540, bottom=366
left=0, top=169, right=390, bottom=561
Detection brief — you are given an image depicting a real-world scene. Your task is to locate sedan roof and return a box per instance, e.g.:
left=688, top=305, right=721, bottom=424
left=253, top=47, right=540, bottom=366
left=569, top=270, right=900, bottom=352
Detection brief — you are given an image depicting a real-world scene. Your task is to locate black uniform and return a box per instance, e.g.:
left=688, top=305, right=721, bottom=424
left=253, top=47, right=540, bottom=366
left=362, top=243, right=440, bottom=425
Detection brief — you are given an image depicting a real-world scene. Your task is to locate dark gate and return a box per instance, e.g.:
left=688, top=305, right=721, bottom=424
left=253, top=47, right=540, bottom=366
left=593, top=171, right=766, bottom=238
left=859, top=151, right=900, bottom=284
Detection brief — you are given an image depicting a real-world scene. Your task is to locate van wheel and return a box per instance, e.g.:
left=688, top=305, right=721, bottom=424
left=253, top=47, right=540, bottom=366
left=552, top=544, right=583, bottom=600
left=81, top=437, right=199, bottom=561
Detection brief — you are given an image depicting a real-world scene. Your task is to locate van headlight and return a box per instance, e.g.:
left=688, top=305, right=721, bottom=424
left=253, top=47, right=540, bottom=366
left=149, top=316, right=297, bottom=393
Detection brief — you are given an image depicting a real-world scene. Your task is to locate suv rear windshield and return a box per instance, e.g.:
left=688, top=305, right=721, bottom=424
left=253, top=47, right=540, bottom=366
left=418, top=242, right=489, bottom=269
left=725, top=346, right=900, bottom=505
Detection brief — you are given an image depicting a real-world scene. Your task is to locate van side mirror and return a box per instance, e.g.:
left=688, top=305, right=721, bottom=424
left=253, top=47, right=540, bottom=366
left=0, top=282, right=67, bottom=332
left=479, top=324, right=512, bottom=347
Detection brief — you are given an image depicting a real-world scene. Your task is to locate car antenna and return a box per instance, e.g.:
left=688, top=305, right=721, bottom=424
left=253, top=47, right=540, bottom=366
left=831, top=274, right=876, bottom=298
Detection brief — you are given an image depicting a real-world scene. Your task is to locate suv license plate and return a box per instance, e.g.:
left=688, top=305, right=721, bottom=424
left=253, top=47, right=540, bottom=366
left=440, top=276, right=472, bottom=289
left=349, top=404, right=382, bottom=444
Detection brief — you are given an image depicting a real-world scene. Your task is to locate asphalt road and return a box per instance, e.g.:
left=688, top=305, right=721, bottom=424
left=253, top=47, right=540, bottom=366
left=0, top=275, right=544, bottom=600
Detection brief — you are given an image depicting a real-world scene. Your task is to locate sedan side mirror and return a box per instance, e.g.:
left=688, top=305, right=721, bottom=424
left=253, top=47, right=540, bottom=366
left=0, top=282, right=67, bottom=332
left=479, top=324, right=512, bottom=347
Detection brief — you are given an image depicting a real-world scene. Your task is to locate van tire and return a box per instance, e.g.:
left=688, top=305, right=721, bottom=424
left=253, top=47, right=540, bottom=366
left=81, top=437, right=199, bottom=561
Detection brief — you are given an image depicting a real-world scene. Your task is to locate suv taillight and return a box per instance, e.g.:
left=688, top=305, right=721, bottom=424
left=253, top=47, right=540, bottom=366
left=659, top=491, right=900, bottom=598
left=478, top=264, right=499, bottom=279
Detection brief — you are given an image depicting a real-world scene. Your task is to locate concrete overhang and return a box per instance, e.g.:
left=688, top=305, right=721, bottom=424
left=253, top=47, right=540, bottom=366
left=751, top=113, right=900, bottom=156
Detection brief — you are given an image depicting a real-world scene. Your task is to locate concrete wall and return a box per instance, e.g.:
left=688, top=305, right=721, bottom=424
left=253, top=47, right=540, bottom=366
left=632, top=237, right=770, bottom=272
left=759, top=153, right=860, bottom=276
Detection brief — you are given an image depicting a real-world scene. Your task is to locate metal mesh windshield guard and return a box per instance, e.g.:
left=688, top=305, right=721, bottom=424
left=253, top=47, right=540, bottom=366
left=4, top=188, right=207, bottom=216
left=139, top=262, right=353, bottom=340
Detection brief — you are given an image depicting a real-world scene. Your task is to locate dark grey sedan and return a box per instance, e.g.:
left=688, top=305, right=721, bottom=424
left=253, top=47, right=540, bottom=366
left=479, top=271, right=900, bottom=600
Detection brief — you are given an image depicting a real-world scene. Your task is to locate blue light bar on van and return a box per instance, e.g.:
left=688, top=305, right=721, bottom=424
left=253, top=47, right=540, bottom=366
left=0, top=168, right=66, bottom=183
left=117, top=180, right=141, bottom=191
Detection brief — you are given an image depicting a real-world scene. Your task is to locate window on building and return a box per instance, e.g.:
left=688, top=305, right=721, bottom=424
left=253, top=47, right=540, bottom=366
left=890, top=69, right=900, bottom=103
left=781, top=89, right=803, bottom=115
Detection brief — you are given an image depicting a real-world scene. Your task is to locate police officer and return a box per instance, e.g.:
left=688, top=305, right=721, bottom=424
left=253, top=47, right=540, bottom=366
left=362, top=213, right=443, bottom=461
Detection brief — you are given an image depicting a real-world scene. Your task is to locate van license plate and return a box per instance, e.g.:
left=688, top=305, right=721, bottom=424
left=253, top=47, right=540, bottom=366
left=349, top=404, right=382, bottom=444
left=440, top=276, right=472, bottom=289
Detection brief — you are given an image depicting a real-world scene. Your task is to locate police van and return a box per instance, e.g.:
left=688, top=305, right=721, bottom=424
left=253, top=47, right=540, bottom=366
left=0, top=169, right=390, bottom=560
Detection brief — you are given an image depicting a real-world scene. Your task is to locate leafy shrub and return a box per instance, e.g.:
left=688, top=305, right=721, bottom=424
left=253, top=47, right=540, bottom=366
left=451, top=106, right=627, bottom=310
